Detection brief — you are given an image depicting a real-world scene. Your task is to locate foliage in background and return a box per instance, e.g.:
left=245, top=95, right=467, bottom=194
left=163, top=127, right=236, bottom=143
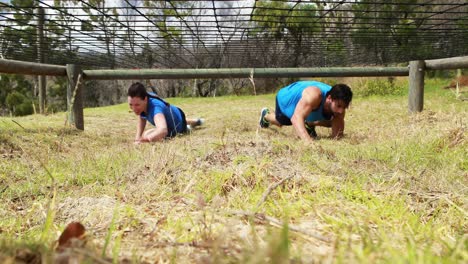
left=351, top=0, right=434, bottom=64
left=5, top=91, right=33, bottom=116
left=47, top=76, right=68, bottom=113
left=81, top=0, right=119, bottom=69
left=0, top=74, right=72, bottom=116
left=0, top=74, right=34, bottom=116
left=353, top=77, right=407, bottom=97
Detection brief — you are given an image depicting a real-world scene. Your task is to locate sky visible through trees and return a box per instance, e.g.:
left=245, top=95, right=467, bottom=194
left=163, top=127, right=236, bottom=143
left=0, top=0, right=467, bottom=69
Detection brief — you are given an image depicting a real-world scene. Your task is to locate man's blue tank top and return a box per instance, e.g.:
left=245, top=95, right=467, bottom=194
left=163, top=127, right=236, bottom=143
left=277, top=81, right=332, bottom=122
left=140, top=96, right=185, bottom=137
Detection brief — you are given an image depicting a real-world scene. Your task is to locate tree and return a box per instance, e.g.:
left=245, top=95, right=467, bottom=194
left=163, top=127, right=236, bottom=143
left=120, top=0, right=139, bottom=57
left=429, top=0, right=468, bottom=58
left=309, top=2, right=354, bottom=66
left=251, top=1, right=321, bottom=67
left=351, top=0, right=435, bottom=64
left=284, top=3, right=320, bottom=66
left=51, top=0, right=80, bottom=65
left=144, top=1, right=206, bottom=96
left=82, top=0, right=120, bottom=69
left=143, top=0, right=188, bottom=68
left=2, top=0, right=39, bottom=61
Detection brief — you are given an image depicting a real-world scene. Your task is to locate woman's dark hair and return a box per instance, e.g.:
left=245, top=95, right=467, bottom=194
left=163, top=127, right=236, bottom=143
left=328, top=84, right=353, bottom=107
left=127, top=82, right=148, bottom=100
left=127, top=82, right=169, bottom=106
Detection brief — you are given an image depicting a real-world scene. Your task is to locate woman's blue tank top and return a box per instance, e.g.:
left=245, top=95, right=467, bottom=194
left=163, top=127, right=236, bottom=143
left=140, top=97, right=184, bottom=136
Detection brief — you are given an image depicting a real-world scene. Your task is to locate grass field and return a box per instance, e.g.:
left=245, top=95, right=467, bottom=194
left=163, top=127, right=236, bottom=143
left=0, top=78, right=466, bottom=263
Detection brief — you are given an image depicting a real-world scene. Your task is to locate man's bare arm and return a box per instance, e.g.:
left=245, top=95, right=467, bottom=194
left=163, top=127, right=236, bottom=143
left=291, top=87, right=322, bottom=142
left=330, top=111, right=345, bottom=139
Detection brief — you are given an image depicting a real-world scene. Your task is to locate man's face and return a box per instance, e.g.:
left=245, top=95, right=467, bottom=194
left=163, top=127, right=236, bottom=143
left=128, top=96, right=147, bottom=115
left=325, top=96, right=347, bottom=116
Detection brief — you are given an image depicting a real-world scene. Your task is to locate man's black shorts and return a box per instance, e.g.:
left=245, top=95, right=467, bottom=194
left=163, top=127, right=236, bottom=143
left=275, top=96, right=292, bottom=126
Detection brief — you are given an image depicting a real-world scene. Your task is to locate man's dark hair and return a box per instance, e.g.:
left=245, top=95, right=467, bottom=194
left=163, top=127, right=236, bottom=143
left=328, top=84, right=353, bottom=108
left=127, top=82, right=148, bottom=100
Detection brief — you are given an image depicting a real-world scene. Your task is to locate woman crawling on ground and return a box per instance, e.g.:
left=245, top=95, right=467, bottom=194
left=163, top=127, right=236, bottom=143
left=127, top=82, right=204, bottom=144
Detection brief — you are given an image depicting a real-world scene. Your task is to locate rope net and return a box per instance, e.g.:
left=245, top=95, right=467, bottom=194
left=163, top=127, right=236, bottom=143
left=0, top=0, right=466, bottom=69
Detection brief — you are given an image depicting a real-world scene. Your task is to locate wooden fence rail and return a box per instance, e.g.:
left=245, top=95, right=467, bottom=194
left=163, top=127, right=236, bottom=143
left=0, top=58, right=66, bottom=76
left=82, top=67, right=409, bottom=80
left=425, top=56, right=468, bottom=70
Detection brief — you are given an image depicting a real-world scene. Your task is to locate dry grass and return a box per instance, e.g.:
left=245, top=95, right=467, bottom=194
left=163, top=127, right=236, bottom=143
left=0, top=78, right=466, bottom=263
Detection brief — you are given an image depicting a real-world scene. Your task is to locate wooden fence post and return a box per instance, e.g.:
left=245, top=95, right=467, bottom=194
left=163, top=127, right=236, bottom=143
left=408, top=60, right=425, bottom=113
left=37, top=7, right=46, bottom=114
left=66, top=64, right=84, bottom=130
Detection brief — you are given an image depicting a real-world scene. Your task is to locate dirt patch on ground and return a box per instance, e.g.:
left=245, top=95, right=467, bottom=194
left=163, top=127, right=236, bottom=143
left=57, top=196, right=120, bottom=231
left=443, top=75, right=468, bottom=89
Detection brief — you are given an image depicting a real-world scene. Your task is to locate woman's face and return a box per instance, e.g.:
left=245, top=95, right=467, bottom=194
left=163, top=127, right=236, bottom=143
left=128, top=96, right=147, bottom=115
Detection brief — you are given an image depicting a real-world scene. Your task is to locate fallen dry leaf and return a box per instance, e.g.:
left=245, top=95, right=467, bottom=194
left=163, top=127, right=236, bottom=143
left=57, top=222, right=86, bottom=250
